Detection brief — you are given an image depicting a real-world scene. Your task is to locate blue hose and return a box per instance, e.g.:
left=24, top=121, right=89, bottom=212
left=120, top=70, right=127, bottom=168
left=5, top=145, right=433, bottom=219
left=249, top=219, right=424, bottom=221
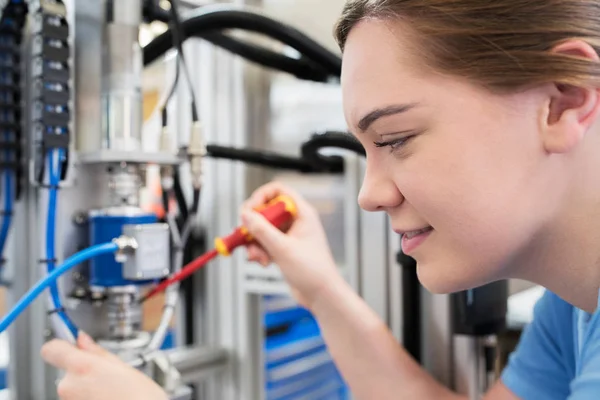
left=0, top=167, right=12, bottom=259
left=0, top=125, right=13, bottom=279
left=0, top=242, right=119, bottom=334
left=46, top=148, right=79, bottom=337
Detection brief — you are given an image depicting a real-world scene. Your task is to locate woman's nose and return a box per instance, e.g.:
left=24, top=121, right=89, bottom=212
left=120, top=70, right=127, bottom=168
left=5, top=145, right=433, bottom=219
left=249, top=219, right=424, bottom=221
left=357, top=161, right=403, bottom=212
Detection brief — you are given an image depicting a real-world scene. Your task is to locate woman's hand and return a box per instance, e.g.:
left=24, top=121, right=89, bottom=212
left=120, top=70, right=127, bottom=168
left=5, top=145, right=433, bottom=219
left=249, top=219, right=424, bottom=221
left=41, top=333, right=168, bottom=400
left=241, top=181, right=343, bottom=309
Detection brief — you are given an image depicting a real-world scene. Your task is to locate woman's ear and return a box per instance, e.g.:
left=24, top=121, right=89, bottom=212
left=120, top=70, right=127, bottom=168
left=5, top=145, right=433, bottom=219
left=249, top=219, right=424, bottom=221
left=541, top=40, right=600, bottom=154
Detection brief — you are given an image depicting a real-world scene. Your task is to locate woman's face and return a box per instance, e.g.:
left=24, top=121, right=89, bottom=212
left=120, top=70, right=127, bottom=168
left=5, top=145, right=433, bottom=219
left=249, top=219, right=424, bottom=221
left=341, top=20, right=570, bottom=293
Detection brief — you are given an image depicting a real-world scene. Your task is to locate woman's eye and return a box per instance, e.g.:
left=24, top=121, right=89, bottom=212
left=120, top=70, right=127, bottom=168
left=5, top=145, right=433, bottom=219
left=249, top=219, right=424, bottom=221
left=373, top=135, right=413, bottom=152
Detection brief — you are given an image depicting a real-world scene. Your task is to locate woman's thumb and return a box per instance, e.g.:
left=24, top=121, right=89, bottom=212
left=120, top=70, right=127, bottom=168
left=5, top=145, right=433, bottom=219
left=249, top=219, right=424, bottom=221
left=241, top=210, right=287, bottom=254
left=78, top=331, right=120, bottom=361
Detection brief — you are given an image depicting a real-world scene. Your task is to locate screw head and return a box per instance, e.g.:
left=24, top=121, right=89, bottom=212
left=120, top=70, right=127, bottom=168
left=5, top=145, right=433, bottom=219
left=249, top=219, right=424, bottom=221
left=73, top=212, right=88, bottom=225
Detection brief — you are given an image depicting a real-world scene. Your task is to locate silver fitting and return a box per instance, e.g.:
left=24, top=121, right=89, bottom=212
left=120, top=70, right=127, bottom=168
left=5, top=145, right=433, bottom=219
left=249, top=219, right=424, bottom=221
left=187, top=121, right=206, bottom=190
left=113, top=236, right=138, bottom=263
left=113, top=235, right=138, bottom=252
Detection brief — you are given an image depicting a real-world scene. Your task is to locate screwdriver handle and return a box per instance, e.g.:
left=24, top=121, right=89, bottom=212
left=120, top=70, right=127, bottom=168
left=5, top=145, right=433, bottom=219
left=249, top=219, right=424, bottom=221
left=214, top=195, right=297, bottom=256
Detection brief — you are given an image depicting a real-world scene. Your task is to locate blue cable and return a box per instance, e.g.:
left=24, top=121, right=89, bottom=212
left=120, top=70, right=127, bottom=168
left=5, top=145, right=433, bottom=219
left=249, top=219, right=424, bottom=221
left=46, top=148, right=78, bottom=337
left=0, top=242, right=119, bottom=334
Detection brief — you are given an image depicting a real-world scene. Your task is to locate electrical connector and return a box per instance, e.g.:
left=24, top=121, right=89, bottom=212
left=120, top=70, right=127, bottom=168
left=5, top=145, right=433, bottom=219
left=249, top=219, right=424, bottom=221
left=187, top=120, right=206, bottom=190
left=159, top=126, right=175, bottom=191
left=159, top=126, right=174, bottom=154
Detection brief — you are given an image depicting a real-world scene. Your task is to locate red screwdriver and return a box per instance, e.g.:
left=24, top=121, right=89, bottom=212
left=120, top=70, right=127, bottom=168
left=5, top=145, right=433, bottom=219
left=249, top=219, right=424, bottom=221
left=140, top=195, right=297, bottom=302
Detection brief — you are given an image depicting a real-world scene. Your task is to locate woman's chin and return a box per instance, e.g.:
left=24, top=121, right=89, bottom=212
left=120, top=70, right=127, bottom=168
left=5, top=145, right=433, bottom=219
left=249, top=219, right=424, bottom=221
left=416, top=261, right=483, bottom=294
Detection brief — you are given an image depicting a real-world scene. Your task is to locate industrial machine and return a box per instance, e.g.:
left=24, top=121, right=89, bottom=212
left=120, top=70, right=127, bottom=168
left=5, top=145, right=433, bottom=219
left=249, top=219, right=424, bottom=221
left=0, top=0, right=509, bottom=399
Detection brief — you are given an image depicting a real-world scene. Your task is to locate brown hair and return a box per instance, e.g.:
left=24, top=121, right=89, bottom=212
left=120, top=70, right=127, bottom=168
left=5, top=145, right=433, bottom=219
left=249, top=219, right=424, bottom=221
left=334, top=0, right=600, bottom=92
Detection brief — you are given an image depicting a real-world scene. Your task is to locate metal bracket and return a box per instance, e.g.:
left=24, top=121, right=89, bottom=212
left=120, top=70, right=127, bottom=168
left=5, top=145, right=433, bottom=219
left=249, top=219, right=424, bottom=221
left=149, top=353, right=187, bottom=395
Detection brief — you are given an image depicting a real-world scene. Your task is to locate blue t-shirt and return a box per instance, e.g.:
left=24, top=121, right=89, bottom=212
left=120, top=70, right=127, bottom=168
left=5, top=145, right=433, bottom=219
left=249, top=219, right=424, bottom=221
left=501, top=289, right=600, bottom=399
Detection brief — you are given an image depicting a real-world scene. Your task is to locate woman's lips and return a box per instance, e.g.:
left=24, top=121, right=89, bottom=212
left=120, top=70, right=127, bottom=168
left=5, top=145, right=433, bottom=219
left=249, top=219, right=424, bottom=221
left=399, top=226, right=433, bottom=254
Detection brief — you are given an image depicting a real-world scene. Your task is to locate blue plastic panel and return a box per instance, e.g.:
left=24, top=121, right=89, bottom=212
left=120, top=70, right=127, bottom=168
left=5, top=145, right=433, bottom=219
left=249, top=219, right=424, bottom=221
left=264, top=296, right=350, bottom=400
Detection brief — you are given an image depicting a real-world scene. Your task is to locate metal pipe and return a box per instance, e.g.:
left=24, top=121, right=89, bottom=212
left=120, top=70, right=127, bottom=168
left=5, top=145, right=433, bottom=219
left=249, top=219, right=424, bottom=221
left=164, top=346, right=229, bottom=383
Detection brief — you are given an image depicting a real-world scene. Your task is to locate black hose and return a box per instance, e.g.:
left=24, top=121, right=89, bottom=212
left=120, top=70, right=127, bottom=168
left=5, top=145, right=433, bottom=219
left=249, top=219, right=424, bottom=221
left=205, top=133, right=364, bottom=174
left=206, top=144, right=316, bottom=172
left=142, top=6, right=341, bottom=77
left=200, top=32, right=332, bottom=82
left=167, top=0, right=200, bottom=122
left=301, top=132, right=365, bottom=172
left=144, top=5, right=332, bottom=82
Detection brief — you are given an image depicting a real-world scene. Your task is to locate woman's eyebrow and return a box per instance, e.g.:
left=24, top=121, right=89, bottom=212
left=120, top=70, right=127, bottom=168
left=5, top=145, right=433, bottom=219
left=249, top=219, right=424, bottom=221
left=357, top=103, right=419, bottom=132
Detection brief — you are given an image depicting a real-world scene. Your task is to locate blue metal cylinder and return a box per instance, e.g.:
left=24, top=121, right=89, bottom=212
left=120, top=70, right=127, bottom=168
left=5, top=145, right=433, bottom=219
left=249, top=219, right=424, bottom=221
left=89, top=211, right=157, bottom=287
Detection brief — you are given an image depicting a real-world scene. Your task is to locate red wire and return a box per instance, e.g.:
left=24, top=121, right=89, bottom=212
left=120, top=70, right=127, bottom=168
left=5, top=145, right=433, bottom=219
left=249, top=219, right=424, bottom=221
left=140, top=249, right=218, bottom=303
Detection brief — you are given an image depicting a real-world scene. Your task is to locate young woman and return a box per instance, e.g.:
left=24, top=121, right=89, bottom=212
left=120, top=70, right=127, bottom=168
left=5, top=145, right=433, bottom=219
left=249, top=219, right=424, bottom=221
left=41, top=1, right=600, bottom=399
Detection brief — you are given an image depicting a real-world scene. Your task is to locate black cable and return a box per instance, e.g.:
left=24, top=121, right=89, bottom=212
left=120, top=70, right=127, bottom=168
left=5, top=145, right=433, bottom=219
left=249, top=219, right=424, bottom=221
left=161, top=187, right=170, bottom=217
left=397, top=251, right=421, bottom=363
left=143, top=3, right=332, bottom=83
left=172, top=169, right=189, bottom=223
left=160, top=54, right=180, bottom=127
left=191, top=188, right=200, bottom=214
left=167, top=0, right=199, bottom=122
left=142, top=6, right=341, bottom=78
